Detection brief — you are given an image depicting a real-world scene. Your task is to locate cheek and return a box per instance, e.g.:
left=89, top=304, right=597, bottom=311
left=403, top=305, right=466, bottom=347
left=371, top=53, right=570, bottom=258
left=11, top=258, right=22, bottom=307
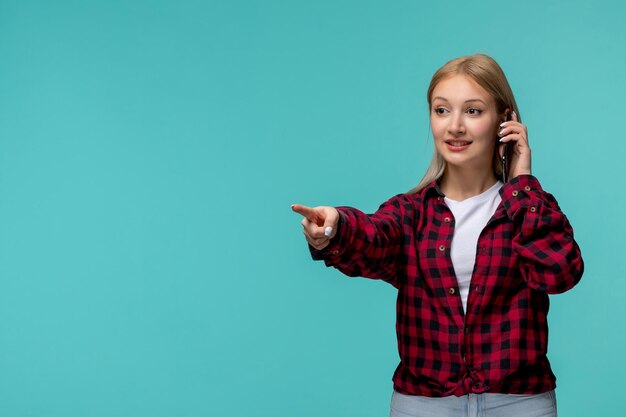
left=430, top=117, right=446, bottom=139
left=472, top=119, right=498, bottom=138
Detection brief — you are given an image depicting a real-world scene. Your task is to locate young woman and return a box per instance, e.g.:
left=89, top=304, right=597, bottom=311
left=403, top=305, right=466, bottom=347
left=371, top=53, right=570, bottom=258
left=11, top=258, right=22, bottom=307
left=292, top=54, right=583, bottom=417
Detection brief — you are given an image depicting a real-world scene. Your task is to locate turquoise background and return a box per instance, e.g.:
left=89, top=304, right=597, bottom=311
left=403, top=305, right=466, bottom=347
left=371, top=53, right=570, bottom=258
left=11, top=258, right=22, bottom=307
left=0, top=1, right=622, bottom=416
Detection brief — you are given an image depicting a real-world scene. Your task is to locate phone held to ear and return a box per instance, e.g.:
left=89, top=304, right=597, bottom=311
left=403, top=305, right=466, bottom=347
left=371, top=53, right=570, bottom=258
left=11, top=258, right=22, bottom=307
left=501, top=112, right=512, bottom=183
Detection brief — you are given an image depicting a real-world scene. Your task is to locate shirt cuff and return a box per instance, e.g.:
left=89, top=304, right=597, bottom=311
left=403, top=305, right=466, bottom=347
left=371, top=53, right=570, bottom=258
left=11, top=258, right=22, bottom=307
left=499, top=175, right=544, bottom=219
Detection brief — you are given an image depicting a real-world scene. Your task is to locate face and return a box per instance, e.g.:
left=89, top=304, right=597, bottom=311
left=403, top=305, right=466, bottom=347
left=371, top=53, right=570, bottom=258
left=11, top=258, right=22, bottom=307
left=430, top=74, right=503, bottom=173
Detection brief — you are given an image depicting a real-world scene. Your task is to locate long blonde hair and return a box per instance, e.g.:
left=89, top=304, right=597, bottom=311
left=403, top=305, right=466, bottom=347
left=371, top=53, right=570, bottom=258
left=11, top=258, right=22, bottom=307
left=411, top=54, right=521, bottom=193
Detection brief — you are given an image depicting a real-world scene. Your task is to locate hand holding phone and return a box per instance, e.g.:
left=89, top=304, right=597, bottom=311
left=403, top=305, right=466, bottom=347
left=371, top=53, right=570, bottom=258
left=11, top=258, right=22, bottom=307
left=500, top=112, right=512, bottom=182
left=499, top=110, right=532, bottom=181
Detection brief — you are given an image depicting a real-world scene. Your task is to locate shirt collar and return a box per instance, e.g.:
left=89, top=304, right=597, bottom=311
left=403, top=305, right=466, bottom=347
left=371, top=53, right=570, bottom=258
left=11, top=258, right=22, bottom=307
left=421, top=180, right=445, bottom=199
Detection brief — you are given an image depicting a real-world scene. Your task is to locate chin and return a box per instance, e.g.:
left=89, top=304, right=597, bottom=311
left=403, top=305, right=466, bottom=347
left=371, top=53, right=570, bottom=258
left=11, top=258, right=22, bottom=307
left=443, top=154, right=491, bottom=170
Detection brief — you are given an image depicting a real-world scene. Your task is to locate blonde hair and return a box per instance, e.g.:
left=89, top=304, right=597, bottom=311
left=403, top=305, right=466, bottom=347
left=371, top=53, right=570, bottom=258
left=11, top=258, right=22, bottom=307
left=410, top=54, right=521, bottom=193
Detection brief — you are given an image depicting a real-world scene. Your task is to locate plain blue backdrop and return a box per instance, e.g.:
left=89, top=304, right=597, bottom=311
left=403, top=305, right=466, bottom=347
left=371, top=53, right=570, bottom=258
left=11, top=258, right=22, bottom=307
left=0, top=1, right=623, bottom=416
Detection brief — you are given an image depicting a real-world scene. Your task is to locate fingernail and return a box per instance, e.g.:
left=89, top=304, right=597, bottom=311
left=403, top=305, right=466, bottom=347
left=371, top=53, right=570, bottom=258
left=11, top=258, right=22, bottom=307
left=500, top=122, right=507, bottom=128
left=324, top=226, right=333, bottom=237
left=499, top=129, right=505, bottom=135
left=499, top=138, right=504, bottom=142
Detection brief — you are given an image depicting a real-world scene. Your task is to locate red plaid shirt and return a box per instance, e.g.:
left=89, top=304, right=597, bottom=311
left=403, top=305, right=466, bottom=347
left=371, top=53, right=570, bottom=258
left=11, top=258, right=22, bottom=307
left=310, top=175, right=583, bottom=397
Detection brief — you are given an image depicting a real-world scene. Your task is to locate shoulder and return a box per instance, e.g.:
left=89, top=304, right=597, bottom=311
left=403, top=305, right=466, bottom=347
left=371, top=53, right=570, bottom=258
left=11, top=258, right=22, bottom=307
left=374, top=188, right=433, bottom=222
left=381, top=191, right=424, bottom=211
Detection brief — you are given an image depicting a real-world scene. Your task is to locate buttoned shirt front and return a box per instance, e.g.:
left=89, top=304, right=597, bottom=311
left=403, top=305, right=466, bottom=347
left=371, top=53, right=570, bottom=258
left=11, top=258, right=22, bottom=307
left=311, top=175, right=584, bottom=397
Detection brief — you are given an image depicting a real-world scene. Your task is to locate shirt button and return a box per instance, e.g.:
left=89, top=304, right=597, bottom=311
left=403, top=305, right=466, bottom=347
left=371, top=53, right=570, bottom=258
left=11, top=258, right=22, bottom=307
left=448, top=288, right=456, bottom=295
left=524, top=185, right=531, bottom=191
left=464, top=327, right=469, bottom=334
left=444, top=217, right=451, bottom=223
left=439, top=245, right=446, bottom=252
left=530, top=207, right=536, bottom=213
left=332, top=250, right=339, bottom=255
left=512, top=190, right=519, bottom=197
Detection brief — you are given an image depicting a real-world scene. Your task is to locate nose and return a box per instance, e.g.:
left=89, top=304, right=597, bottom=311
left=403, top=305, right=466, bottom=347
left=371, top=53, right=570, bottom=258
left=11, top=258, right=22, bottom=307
left=448, top=112, right=465, bottom=135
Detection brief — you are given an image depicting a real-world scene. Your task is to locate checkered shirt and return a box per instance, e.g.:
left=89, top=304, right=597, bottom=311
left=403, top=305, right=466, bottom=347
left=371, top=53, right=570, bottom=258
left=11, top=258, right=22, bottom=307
left=310, top=175, right=584, bottom=397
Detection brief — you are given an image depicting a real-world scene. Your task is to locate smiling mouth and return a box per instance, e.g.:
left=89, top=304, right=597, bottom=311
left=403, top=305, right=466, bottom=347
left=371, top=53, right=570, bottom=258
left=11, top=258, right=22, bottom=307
left=445, top=140, right=472, bottom=147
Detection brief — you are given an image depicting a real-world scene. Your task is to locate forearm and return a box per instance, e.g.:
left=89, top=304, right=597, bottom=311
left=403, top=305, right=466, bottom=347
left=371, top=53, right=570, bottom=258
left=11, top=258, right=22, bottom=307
left=503, top=175, right=584, bottom=293
left=309, top=195, right=410, bottom=286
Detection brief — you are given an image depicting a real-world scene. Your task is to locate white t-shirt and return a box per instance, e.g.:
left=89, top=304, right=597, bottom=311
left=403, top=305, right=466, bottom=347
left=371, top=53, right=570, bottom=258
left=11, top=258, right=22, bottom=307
left=444, top=181, right=503, bottom=314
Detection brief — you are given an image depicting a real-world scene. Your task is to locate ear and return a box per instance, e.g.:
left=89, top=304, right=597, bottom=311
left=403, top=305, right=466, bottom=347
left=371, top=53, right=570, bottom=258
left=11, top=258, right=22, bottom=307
left=502, top=108, right=511, bottom=123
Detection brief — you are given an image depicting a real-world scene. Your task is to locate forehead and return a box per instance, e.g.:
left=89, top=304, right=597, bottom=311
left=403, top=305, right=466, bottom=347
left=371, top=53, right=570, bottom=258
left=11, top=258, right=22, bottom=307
left=431, top=74, right=493, bottom=104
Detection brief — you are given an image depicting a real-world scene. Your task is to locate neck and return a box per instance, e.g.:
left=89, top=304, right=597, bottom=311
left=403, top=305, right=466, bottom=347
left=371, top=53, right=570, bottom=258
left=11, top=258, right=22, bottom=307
left=440, top=165, right=498, bottom=201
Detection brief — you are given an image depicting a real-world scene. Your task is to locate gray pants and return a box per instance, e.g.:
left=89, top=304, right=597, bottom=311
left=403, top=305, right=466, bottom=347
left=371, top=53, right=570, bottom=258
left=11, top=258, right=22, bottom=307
left=390, top=390, right=557, bottom=417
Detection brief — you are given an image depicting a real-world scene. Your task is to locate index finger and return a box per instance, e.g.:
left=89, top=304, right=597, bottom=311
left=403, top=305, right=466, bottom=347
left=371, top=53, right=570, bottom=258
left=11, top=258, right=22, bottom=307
left=291, top=204, right=317, bottom=221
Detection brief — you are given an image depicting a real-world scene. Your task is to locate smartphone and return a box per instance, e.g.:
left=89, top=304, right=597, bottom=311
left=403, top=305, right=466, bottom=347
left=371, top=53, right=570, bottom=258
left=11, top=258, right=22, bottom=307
left=501, top=112, right=512, bottom=182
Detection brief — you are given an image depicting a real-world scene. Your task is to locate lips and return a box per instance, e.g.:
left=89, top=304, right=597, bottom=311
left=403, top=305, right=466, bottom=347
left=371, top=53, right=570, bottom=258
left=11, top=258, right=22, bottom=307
left=445, top=140, right=472, bottom=146
left=444, top=139, right=472, bottom=151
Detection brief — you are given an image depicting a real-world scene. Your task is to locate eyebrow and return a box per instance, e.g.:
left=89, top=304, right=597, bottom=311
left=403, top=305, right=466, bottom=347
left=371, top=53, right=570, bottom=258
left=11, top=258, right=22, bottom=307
left=432, top=97, right=487, bottom=104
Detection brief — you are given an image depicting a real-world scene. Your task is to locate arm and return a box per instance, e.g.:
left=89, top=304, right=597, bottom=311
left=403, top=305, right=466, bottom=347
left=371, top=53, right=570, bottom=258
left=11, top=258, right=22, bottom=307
left=293, top=194, right=412, bottom=287
left=501, top=175, right=584, bottom=293
left=499, top=113, right=583, bottom=293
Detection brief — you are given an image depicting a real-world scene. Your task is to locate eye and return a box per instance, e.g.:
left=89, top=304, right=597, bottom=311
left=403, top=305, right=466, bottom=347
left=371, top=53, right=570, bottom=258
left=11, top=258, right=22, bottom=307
left=467, top=108, right=483, bottom=116
left=433, top=107, right=448, bottom=115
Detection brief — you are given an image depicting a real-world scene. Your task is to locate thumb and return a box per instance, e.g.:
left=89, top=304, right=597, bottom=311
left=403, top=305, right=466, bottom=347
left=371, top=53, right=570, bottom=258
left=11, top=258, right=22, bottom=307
left=321, top=209, right=339, bottom=238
